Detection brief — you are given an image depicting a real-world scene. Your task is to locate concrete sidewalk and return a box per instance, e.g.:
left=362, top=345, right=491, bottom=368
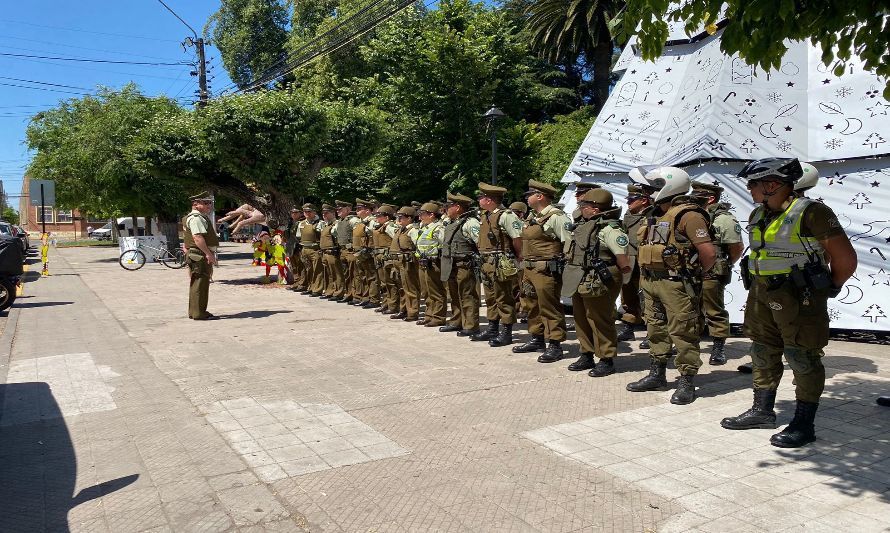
left=1, top=242, right=888, bottom=532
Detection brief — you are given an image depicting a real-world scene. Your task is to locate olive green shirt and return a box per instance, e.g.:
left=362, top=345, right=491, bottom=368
left=531, top=204, right=572, bottom=243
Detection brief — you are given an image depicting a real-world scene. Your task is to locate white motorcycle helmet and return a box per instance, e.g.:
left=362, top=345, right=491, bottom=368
left=646, top=166, right=691, bottom=204
left=628, top=164, right=659, bottom=186
left=794, top=162, right=819, bottom=192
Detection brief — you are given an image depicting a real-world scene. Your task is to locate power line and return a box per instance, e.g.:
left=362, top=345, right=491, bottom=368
left=0, top=19, right=181, bottom=43
left=0, top=55, right=193, bottom=81
left=0, top=76, right=92, bottom=91
left=0, top=81, right=92, bottom=96
left=0, top=35, right=185, bottom=63
left=0, top=51, right=188, bottom=66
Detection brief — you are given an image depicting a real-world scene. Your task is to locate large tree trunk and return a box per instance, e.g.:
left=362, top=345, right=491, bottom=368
left=592, top=16, right=613, bottom=114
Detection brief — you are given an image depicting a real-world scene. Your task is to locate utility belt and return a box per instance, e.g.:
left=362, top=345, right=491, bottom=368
left=418, top=257, right=440, bottom=269
left=452, top=255, right=475, bottom=267
left=301, top=243, right=319, bottom=249
left=642, top=269, right=685, bottom=282
left=741, top=258, right=832, bottom=292
left=480, top=251, right=515, bottom=263
left=321, top=248, right=340, bottom=255
left=390, top=251, right=415, bottom=261
left=524, top=258, right=564, bottom=276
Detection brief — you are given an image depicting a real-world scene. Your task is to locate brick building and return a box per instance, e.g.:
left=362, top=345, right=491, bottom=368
left=18, top=175, right=104, bottom=238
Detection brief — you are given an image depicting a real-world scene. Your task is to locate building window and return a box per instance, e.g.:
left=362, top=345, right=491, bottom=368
left=56, top=210, right=73, bottom=223
left=36, top=207, right=53, bottom=223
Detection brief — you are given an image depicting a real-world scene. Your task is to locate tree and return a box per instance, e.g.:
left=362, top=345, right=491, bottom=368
left=205, top=0, right=290, bottom=89
left=626, top=0, right=890, bottom=99
left=26, top=85, right=188, bottom=220
left=2, top=207, right=19, bottom=225
left=524, top=0, right=623, bottom=113
left=530, top=106, right=597, bottom=185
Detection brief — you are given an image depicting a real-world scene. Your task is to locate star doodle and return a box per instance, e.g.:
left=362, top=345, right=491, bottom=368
left=735, top=109, right=756, bottom=123
left=885, top=236, right=890, bottom=243
left=822, top=79, right=831, bottom=84
left=630, top=69, right=637, bottom=74
left=787, top=82, right=795, bottom=87
left=868, top=268, right=890, bottom=286
left=784, top=126, right=793, bottom=132
left=657, top=100, right=665, bottom=105
left=641, top=140, right=648, bottom=146
left=872, top=181, right=881, bottom=187
left=824, top=124, right=834, bottom=130
left=866, top=102, right=890, bottom=117
left=665, top=67, right=672, bottom=73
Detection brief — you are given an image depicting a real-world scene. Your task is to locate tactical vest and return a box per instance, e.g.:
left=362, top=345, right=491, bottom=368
left=416, top=222, right=442, bottom=257
left=706, top=203, right=735, bottom=278
left=286, top=221, right=301, bottom=254
left=300, top=219, right=320, bottom=245
left=748, top=198, right=825, bottom=276
left=521, top=210, right=564, bottom=260
left=440, top=213, right=478, bottom=281
left=319, top=222, right=337, bottom=250
left=182, top=212, right=219, bottom=250
left=478, top=210, right=511, bottom=253
left=389, top=226, right=403, bottom=254
left=561, top=211, right=622, bottom=297
left=637, top=198, right=708, bottom=272
left=335, top=218, right=353, bottom=247
left=353, top=219, right=371, bottom=249
left=373, top=223, right=393, bottom=249
left=623, top=208, right=649, bottom=257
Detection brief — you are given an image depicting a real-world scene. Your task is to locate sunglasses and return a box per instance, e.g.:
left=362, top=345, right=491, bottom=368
left=746, top=179, right=783, bottom=190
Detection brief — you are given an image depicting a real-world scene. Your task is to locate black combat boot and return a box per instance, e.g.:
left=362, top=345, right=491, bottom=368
left=390, top=311, right=407, bottom=320
left=737, top=362, right=753, bottom=374
left=456, top=328, right=480, bottom=337
left=770, top=400, right=818, bottom=448
left=361, top=302, right=377, bottom=309
left=470, top=321, right=499, bottom=342
left=512, top=335, right=546, bottom=353
left=720, top=389, right=777, bottom=430
left=439, top=324, right=461, bottom=333
left=878, top=396, right=890, bottom=407
left=626, top=361, right=668, bottom=392
left=670, top=375, right=696, bottom=405
left=639, top=338, right=650, bottom=350
left=709, top=338, right=727, bottom=365
left=567, top=352, right=594, bottom=371
left=589, top=357, right=615, bottom=377
left=616, top=321, right=635, bottom=342
left=488, top=324, right=513, bottom=347
left=537, top=341, right=564, bottom=363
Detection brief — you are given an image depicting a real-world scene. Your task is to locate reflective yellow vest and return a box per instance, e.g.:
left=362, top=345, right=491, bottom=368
left=748, top=198, right=824, bottom=276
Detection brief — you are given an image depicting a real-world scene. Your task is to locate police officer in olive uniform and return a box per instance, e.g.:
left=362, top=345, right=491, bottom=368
left=570, top=182, right=600, bottom=222
left=350, top=200, right=379, bottom=308
left=616, top=184, right=654, bottom=342
left=690, top=182, right=744, bottom=365
left=391, top=206, right=422, bottom=321
left=473, top=182, right=523, bottom=347
left=373, top=205, right=400, bottom=314
left=296, top=204, right=325, bottom=296
left=415, top=202, right=447, bottom=327
left=183, top=192, right=219, bottom=320
left=286, top=208, right=305, bottom=290
left=331, top=200, right=360, bottom=303
left=721, top=158, right=857, bottom=448
left=562, top=189, right=631, bottom=376
left=626, top=167, right=717, bottom=405
left=508, top=201, right=531, bottom=323
left=513, top=180, right=573, bottom=363
left=319, top=204, right=343, bottom=299
left=439, top=192, right=481, bottom=336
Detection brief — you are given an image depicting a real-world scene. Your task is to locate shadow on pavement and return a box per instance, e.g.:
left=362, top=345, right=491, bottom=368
left=220, top=310, right=293, bottom=319
left=0, top=382, right=138, bottom=532
left=14, top=301, right=74, bottom=309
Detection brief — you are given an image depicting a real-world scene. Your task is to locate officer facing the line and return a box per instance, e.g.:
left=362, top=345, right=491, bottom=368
left=721, top=158, right=857, bottom=448
left=183, top=192, right=218, bottom=320
left=626, top=167, right=717, bottom=405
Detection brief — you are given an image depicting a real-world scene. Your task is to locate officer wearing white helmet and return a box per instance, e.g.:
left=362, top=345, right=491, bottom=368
left=626, top=166, right=717, bottom=405
left=794, top=162, right=819, bottom=194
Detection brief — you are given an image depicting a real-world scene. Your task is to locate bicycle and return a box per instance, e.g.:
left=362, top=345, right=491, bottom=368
left=119, top=242, right=187, bottom=271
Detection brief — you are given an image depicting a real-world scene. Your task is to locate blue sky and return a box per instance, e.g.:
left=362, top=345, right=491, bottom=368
left=0, top=1, right=232, bottom=211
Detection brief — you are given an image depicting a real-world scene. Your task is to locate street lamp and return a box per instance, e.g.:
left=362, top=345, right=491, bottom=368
left=482, top=106, right=505, bottom=185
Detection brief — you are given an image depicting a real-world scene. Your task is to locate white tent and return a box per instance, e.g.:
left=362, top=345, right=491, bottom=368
left=561, top=27, right=890, bottom=332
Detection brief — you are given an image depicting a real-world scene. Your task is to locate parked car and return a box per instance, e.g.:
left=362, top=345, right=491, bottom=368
left=92, top=217, right=148, bottom=240
left=13, top=225, right=29, bottom=251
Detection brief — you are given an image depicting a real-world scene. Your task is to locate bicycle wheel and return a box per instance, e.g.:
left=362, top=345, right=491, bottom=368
left=161, top=248, right=187, bottom=269
left=119, top=249, right=147, bottom=271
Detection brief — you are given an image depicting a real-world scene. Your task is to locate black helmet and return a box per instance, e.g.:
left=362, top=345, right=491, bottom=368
left=737, top=158, right=803, bottom=183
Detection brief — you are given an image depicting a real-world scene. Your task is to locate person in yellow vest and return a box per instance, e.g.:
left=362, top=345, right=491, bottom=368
left=626, top=167, right=717, bottom=404
left=508, top=201, right=530, bottom=323
left=350, top=199, right=379, bottom=308
left=330, top=200, right=361, bottom=303
left=318, top=204, right=344, bottom=300
left=562, top=189, right=631, bottom=376
left=252, top=232, right=269, bottom=266
left=286, top=208, right=305, bottom=290
left=266, top=233, right=289, bottom=284
left=390, top=206, right=422, bottom=320
left=182, top=192, right=219, bottom=320
left=690, top=181, right=744, bottom=365
left=721, top=158, right=857, bottom=448
left=473, top=182, right=523, bottom=347
left=513, top=180, right=572, bottom=363
left=372, top=205, right=400, bottom=314
left=438, top=192, right=481, bottom=336
left=415, top=202, right=447, bottom=327
left=296, top=203, right=325, bottom=296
